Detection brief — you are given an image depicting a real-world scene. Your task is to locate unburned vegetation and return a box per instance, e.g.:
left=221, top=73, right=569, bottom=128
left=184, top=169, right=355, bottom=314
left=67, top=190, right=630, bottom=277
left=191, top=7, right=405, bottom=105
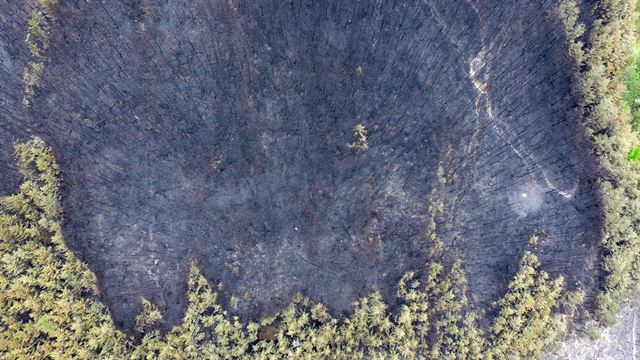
left=0, top=139, right=566, bottom=359
left=560, top=0, right=640, bottom=324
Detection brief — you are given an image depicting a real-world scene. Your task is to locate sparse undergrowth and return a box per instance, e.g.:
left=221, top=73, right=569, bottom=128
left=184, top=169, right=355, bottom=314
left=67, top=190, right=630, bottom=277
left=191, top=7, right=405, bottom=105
left=560, top=0, right=640, bottom=324
left=348, top=123, right=369, bottom=152
left=0, top=139, right=567, bottom=359
left=22, top=0, right=57, bottom=107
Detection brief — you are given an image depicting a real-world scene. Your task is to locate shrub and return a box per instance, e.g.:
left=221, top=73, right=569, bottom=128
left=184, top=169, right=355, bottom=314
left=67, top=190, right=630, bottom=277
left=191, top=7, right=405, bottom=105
left=628, top=145, right=640, bottom=160
left=348, top=123, right=369, bottom=152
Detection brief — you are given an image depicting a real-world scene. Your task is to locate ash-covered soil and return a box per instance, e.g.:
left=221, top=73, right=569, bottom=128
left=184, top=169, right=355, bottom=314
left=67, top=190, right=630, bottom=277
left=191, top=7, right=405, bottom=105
left=0, top=0, right=602, bottom=330
left=546, top=300, right=640, bottom=360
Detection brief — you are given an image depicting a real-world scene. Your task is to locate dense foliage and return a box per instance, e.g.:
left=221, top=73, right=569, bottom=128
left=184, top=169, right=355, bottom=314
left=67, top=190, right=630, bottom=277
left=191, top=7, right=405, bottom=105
left=622, top=0, right=640, bottom=130
left=0, top=138, right=567, bottom=359
left=560, top=0, right=640, bottom=323
left=0, top=139, right=129, bottom=358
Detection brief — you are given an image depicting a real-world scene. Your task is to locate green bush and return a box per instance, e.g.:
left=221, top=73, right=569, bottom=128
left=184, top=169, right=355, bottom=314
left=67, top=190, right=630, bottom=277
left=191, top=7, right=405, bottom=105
left=628, top=146, right=640, bottom=160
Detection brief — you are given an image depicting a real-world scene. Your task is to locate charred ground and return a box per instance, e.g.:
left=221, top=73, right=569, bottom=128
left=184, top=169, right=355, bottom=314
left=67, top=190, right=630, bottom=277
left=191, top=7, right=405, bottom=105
left=0, top=0, right=602, bottom=331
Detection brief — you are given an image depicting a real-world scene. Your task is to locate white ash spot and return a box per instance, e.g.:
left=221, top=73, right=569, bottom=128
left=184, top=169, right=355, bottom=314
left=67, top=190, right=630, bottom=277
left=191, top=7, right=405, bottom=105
left=509, top=182, right=544, bottom=218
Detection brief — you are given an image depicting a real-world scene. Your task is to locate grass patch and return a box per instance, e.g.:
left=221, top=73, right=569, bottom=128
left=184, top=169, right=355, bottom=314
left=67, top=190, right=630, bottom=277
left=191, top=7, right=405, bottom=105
left=628, top=146, right=640, bottom=161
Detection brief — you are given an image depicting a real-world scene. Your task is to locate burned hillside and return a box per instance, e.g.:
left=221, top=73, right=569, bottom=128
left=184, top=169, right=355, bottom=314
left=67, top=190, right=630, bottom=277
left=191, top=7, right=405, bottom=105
left=0, top=0, right=602, bottom=332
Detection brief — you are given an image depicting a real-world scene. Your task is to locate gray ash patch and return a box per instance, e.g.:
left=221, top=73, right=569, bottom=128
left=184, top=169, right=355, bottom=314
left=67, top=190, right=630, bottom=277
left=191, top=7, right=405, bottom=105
left=508, top=182, right=545, bottom=218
